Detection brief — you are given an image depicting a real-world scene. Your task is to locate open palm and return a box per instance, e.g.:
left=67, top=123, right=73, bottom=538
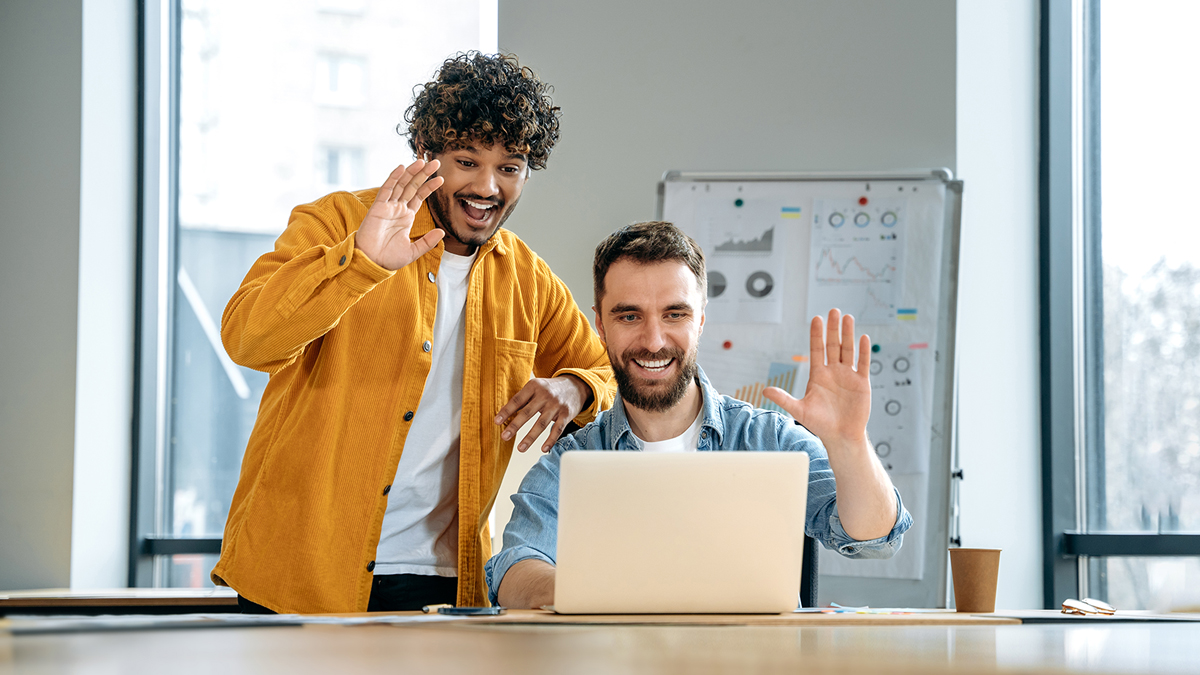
left=356, top=159, right=445, bottom=271
left=764, top=309, right=872, bottom=444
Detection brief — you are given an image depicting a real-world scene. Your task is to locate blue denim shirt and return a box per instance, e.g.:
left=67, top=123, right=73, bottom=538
left=484, top=366, right=913, bottom=605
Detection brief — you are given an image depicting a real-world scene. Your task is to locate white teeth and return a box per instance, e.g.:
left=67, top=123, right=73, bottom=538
left=463, top=199, right=495, bottom=210
left=635, top=359, right=672, bottom=370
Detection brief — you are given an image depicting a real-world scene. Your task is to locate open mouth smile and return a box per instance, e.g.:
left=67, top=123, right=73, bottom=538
left=633, top=357, right=675, bottom=374
left=460, top=198, right=500, bottom=226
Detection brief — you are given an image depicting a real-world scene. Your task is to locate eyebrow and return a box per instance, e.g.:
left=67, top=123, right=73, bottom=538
left=454, top=147, right=527, bottom=164
left=608, top=302, right=694, bottom=314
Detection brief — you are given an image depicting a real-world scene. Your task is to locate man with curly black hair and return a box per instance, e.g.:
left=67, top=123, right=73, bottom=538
left=213, top=52, right=615, bottom=614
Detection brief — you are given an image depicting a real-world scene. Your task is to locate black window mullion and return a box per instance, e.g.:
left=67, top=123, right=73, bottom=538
left=1079, top=0, right=1107, bottom=602
left=130, top=0, right=182, bottom=587
left=1065, top=533, right=1200, bottom=557
left=1039, top=0, right=1082, bottom=610
left=141, top=536, right=223, bottom=557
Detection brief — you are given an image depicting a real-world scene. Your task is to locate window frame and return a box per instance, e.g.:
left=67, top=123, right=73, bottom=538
left=1039, top=0, right=1200, bottom=609
left=131, top=0, right=221, bottom=587
left=130, top=0, right=500, bottom=588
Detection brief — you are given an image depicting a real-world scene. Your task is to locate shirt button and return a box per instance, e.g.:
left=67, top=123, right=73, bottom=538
left=404, top=411, right=414, bottom=421
left=422, top=340, right=432, bottom=352
left=382, top=484, right=391, bottom=495
left=367, top=561, right=375, bottom=572
left=427, top=272, right=436, bottom=283
left=339, top=255, right=346, bottom=266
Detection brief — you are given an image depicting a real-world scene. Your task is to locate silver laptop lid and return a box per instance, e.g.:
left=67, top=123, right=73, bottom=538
left=554, top=451, right=809, bottom=614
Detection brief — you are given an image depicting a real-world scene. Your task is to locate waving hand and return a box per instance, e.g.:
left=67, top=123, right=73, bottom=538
left=764, top=308, right=871, bottom=444
left=355, top=159, right=445, bottom=271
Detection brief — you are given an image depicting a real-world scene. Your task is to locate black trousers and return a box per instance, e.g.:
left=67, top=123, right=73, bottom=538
left=238, top=574, right=458, bottom=614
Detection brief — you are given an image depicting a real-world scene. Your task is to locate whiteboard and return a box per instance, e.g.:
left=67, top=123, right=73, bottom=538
left=658, top=170, right=963, bottom=608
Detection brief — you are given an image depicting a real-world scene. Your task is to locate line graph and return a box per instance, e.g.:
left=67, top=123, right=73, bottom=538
left=808, top=197, right=907, bottom=324
left=813, top=247, right=898, bottom=284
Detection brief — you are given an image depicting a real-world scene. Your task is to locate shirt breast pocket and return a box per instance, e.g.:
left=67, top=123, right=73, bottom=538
left=493, top=337, right=538, bottom=416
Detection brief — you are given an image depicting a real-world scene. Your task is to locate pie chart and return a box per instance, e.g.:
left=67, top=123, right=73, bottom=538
left=745, top=271, right=774, bottom=298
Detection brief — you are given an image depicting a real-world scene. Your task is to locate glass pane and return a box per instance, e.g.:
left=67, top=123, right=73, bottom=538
left=167, top=0, right=489, bottom=550
left=1086, top=556, right=1200, bottom=611
left=161, top=554, right=222, bottom=589
left=1095, top=0, right=1200, bottom=532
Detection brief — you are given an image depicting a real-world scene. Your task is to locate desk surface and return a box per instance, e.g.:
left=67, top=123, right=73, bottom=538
left=0, top=588, right=239, bottom=615
left=3, top=610, right=1199, bottom=674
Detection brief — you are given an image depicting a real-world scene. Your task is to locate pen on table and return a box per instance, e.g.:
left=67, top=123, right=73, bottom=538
left=422, top=603, right=453, bottom=614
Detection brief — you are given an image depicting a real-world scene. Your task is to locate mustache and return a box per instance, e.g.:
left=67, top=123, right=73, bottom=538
left=455, top=191, right=503, bottom=208
left=621, top=347, right=684, bottom=363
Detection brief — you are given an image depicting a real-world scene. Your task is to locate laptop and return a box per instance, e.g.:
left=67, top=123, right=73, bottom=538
left=552, top=451, right=809, bottom=614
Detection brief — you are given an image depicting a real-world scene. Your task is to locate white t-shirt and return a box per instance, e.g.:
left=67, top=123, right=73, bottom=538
left=635, top=401, right=705, bottom=453
left=375, top=250, right=476, bottom=577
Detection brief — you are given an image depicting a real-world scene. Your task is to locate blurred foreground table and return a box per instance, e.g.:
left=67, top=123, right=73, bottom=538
left=3, top=609, right=1199, bottom=674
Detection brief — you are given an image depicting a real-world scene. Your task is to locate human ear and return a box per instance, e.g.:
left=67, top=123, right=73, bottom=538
left=593, top=305, right=606, bottom=343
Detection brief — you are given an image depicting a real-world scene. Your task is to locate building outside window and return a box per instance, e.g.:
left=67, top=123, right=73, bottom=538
left=135, top=0, right=497, bottom=587
left=1087, top=0, right=1200, bottom=609
left=317, top=146, right=367, bottom=191
left=1042, top=0, right=1200, bottom=610
left=315, top=54, right=368, bottom=107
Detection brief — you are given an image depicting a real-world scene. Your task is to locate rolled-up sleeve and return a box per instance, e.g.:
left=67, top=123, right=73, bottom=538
left=822, top=486, right=912, bottom=558
left=484, top=445, right=568, bottom=605
left=778, top=418, right=913, bottom=559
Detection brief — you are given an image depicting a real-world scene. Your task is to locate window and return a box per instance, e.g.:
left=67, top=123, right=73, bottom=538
left=317, top=146, right=366, bottom=191
left=315, top=54, right=367, bottom=107
left=1041, top=0, right=1200, bottom=609
left=316, top=0, right=367, bottom=16
left=133, top=0, right=498, bottom=587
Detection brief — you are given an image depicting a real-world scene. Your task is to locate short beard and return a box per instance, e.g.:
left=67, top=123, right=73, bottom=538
left=426, top=183, right=520, bottom=252
left=611, top=347, right=698, bottom=413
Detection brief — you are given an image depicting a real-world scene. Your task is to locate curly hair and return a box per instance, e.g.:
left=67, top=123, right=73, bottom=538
left=402, top=52, right=561, bottom=171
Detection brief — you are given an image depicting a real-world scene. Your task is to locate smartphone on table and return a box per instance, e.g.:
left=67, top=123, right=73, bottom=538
left=437, top=606, right=506, bottom=616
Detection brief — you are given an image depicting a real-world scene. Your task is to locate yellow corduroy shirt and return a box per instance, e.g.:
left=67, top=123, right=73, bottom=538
left=212, top=189, right=615, bottom=613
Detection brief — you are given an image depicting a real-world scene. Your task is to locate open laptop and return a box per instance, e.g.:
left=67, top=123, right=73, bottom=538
left=552, top=451, right=809, bottom=614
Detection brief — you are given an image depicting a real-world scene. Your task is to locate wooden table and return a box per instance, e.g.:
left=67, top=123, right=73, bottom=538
left=0, top=588, right=239, bottom=616
left=3, top=609, right=1199, bottom=673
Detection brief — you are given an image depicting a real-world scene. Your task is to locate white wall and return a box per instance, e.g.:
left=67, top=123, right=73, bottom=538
left=955, top=0, right=1042, bottom=609
left=0, top=0, right=84, bottom=590
left=0, top=0, right=135, bottom=592
left=71, top=0, right=137, bottom=589
left=499, top=0, right=956, bottom=305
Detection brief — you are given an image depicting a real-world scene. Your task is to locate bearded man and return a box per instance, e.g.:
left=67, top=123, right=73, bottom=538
left=485, top=221, right=912, bottom=609
left=215, top=53, right=615, bottom=614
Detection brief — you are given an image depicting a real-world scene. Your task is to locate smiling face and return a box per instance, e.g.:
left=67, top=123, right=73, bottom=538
left=422, top=143, right=529, bottom=255
left=595, top=259, right=706, bottom=413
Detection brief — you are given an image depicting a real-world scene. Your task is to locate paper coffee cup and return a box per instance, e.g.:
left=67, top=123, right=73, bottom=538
left=949, top=548, right=1001, bottom=613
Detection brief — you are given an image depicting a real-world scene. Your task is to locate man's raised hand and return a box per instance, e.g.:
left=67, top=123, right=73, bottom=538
left=355, top=160, right=445, bottom=271
left=767, top=310, right=899, bottom=541
left=763, top=308, right=872, bottom=445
